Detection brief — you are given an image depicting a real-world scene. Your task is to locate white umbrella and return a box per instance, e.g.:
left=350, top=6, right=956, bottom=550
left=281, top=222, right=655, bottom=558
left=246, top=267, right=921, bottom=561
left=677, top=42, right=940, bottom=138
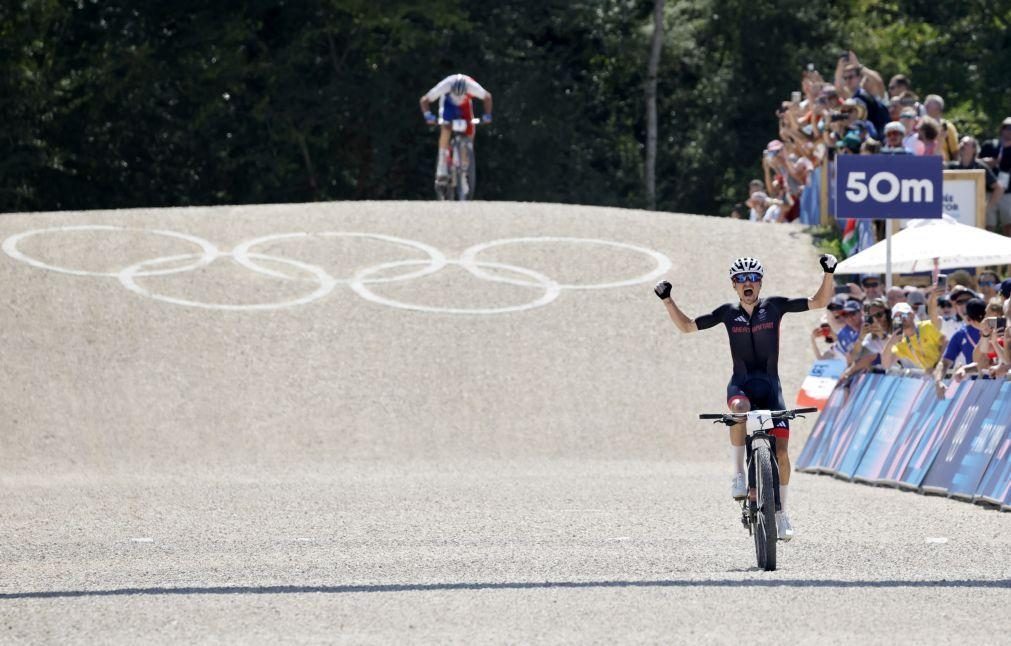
left=835, top=215, right=1011, bottom=274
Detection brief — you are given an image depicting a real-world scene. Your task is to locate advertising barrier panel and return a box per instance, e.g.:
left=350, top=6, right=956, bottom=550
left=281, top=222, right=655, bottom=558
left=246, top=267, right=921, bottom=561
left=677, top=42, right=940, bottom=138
left=835, top=376, right=902, bottom=479
left=796, top=358, right=847, bottom=410
left=921, top=380, right=1003, bottom=496
left=852, top=377, right=929, bottom=483
left=807, top=374, right=880, bottom=473
left=797, top=374, right=1011, bottom=510
left=795, top=383, right=850, bottom=471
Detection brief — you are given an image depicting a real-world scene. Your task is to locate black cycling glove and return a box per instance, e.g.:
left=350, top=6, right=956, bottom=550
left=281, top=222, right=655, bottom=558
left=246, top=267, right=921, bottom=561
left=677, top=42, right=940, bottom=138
left=819, top=254, right=838, bottom=274
left=654, top=281, right=672, bottom=300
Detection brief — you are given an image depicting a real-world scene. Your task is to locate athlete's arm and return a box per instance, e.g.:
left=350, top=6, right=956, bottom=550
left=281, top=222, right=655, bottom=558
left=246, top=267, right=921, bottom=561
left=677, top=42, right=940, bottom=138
left=809, top=254, right=838, bottom=309
left=482, top=92, right=493, bottom=120
left=653, top=281, right=727, bottom=333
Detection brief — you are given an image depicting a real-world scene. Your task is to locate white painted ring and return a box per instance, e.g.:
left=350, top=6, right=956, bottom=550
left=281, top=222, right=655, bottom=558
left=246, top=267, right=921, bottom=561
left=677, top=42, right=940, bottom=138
left=458, top=237, right=673, bottom=290
left=230, top=232, right=448, bottom=284
left=2, top=225, right=219, bottom=277
left=117, top=252, right=338, bottom=311
left=350, top=259, right=561, bottom=315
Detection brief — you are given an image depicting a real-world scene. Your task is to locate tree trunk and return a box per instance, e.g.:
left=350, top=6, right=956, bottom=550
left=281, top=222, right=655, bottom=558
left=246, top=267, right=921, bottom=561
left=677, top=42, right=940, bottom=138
left=645, top=0, right=664, bottom=210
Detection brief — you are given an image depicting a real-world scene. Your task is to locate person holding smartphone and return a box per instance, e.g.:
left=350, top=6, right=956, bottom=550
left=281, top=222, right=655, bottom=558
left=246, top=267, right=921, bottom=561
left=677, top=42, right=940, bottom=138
left=881, top=295, right=947, bottom=395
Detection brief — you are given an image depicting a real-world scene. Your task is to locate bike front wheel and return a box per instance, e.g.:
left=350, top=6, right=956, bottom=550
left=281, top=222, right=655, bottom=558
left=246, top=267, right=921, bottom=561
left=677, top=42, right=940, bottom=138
left=753, top=443, right=778, bottom=571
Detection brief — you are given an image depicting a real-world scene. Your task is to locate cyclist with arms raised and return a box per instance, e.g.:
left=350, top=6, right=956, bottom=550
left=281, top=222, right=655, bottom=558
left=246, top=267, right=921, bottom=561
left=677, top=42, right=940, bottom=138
left=654, top=254, right=836, bottom=540
left=419, top=73, right=493, bottom=190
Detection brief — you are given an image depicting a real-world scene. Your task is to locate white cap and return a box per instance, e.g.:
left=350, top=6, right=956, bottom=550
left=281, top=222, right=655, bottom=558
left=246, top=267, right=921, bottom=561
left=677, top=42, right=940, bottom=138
left=884, top=121, right=906, bottom=135
left=891, top=302, right=914, bottom=316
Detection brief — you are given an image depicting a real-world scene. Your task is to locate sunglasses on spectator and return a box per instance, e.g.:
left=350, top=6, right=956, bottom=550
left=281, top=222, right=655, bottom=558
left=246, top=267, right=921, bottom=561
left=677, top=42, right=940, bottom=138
left=863, top=281, right=880, bottom=287
left=842, top=74, right=858, bottom=80
left=869, top=311, right=886, bottom=319
left=732, top=273, right=762, bottom=284
left=980, top=280, right=996, bottom=286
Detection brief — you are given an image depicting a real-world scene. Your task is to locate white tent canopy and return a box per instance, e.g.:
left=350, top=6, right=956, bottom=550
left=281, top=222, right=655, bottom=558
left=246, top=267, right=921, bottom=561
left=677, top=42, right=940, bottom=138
left=835, top=216, right=1011, bottom=275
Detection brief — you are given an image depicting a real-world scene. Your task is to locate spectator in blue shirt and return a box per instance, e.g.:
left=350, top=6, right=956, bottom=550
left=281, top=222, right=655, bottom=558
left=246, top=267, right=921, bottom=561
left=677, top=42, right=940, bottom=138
left=834, top=300, right=863, bottom=357
left=936, top=298, right=988, bottom=378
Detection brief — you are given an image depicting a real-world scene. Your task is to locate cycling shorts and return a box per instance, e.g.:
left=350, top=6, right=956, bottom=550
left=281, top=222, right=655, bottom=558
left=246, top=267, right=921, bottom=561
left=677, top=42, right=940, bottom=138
left=440, top=98, right=475, bottom=137
left=726, top=374, right=789, bottom=439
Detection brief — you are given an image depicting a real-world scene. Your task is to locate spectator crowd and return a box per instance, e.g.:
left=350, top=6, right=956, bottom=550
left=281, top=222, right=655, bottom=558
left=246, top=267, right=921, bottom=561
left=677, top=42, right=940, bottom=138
left=809, top=270, right=1011, bottom=394
left=732, top=51, right=1011, bottom=238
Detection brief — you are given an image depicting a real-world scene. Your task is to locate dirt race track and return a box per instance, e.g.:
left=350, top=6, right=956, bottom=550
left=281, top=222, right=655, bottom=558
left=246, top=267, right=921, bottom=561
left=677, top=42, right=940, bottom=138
left=1, top=201, right=1008, bottom=644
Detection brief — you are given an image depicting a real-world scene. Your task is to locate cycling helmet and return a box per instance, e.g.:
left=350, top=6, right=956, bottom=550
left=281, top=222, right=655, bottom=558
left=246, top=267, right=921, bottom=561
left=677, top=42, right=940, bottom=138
left=450, top=74, right=468, bottom=97
left=729, top=257, right=764, bottom=279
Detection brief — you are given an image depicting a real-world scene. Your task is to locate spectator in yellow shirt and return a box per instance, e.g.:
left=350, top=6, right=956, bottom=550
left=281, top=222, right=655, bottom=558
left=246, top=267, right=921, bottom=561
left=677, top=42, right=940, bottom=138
left=881, top=301, right=947, bottom=379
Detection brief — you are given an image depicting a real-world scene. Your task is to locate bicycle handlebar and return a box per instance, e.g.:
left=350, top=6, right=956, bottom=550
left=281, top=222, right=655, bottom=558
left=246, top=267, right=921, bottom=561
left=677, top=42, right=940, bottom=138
left=698, top=407, right=819, bottom=423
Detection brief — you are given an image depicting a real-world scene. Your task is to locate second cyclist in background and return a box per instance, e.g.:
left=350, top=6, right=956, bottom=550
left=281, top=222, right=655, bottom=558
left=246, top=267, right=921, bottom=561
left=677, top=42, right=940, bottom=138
left=419, top=73, right=493, bottom=191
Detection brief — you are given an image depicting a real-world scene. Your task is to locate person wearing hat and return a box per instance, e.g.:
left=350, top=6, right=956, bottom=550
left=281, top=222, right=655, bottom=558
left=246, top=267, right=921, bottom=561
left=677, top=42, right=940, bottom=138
left=881, top=301, right=947, bottom=383
left=977, top=270, right=1002, bottom=301
left=985, top=117, right=1011, bottom=236
left=860, top=275, right=883, bottom=301
left=881, top=121, right=911, bottom=155
left=1000, top=278, right=1011, bottom=301
left=831, top=299, right=864, bottom=358
left=898, top=108, right=919, bottom=153
left=936, top=294, right=961, bottom=338
left=840, top=297, right=893, bottom=380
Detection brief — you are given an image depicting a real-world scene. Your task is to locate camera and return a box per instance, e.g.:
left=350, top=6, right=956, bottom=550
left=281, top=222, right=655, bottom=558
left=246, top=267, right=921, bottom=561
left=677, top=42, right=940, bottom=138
left=839, top=51, right=850, bottom=60
left=864, top=315, right=874, bottom=325
left=985, top=317, right=999, bottom=331
left=892, top=318, right=904, bottom=334
left=936, top=274, right=947, bottom=290
left=830, top=112, right=849, bottom=122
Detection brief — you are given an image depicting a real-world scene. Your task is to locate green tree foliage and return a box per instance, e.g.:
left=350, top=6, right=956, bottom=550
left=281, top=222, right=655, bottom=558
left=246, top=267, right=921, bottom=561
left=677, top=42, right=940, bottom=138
left=1, top=0, right=1008, bottom=214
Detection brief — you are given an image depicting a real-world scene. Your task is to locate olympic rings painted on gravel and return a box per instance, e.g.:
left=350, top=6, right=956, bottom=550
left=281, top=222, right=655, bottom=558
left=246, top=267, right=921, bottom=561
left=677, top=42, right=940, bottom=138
left=119, top=252, right=338, bottom=311
left=2, top=225, right=219, bottom=277
left=2, top=226, right=673, bottom=314
left=231, top=231, right=448, bottom=284
left=351, top=259, right=561, bottom=315
left=459, top=237, right=672, bottom=290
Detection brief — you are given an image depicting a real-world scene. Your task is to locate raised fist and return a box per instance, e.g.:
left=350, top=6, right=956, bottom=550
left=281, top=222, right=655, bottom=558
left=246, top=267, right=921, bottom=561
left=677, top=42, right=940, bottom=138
left=819, top=254, right=838, bottom=274
left=654, top=280, right=672, bottom=300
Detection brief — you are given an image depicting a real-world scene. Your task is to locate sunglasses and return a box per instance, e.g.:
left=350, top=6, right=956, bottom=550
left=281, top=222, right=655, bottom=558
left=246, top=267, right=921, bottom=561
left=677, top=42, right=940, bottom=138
left=980, top=280, right=996, bottom=287
left=869, top=311, right=886, bottom=319
left=863, top=281, right=880, bottom=288
left=842, top=75, right=858, bottom=80
left=732, top=273, right=763, bottom=284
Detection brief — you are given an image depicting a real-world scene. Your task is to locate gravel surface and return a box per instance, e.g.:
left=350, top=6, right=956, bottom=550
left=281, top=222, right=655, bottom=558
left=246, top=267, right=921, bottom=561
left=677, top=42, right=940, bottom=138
left=1, top=201, right=1007, bottom=644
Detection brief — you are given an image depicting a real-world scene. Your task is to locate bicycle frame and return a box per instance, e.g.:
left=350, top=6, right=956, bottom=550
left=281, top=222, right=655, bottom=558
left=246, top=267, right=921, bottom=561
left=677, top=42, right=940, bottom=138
left=699, top=407, right=816, bottom=570
left=435, top=118, right=480, bottom=201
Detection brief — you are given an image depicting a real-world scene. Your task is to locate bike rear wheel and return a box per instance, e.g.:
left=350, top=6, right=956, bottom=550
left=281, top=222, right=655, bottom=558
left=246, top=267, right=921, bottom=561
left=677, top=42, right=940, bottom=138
left=753, top=443, right=778, bottom=571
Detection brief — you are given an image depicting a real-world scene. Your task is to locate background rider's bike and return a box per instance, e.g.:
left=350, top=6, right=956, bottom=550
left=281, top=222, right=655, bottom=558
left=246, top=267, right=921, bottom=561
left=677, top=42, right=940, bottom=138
left=435, top=118, right=480, bottom=201
left=699, top=407, right=817, bottom=572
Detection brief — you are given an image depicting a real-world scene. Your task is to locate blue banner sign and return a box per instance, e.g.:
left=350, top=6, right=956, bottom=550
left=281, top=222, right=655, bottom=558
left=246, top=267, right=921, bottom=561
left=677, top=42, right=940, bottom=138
left=836, top=155, right=943, bottom=219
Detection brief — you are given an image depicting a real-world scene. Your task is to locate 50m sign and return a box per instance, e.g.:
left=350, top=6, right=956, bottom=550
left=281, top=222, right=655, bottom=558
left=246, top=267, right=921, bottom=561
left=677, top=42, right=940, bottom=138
left=836, top=155, right=942, bottom=220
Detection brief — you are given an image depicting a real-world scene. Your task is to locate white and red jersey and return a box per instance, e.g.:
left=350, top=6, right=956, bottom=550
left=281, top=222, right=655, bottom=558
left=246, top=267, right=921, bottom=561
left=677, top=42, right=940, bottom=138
left=424, top=74, right=489, bottom=108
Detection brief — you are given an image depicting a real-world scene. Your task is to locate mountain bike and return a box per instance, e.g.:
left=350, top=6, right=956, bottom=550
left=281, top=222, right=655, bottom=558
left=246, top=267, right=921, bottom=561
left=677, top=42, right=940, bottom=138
left=435, top=118, right=480, bottom=201
left=699, top=407, right=817, bottom=571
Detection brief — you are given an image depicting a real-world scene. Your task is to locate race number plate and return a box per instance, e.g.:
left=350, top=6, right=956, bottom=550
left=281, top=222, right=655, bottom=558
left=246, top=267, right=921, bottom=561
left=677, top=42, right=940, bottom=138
left=451, top=119, right=468, bottom=133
